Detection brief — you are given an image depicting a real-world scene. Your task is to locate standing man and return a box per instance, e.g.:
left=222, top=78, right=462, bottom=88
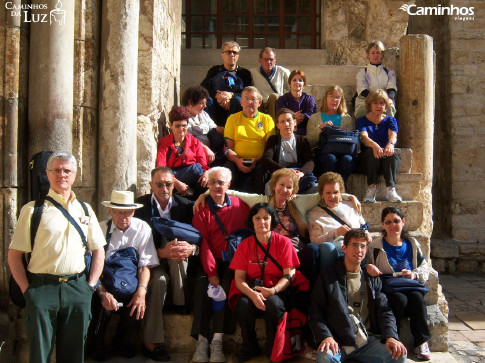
left=89, top=190, right=159, bottom=360
left=201, top=41, right=253, bottom=127
left=224, top=86, right=275, bottom=191
left=8, top=151, right=106, bottom=363
left=310, top=228, right=407, bottom=363
left=135, top=166, right=196, bottom=361
left=250, top=47, right=290, bottom=120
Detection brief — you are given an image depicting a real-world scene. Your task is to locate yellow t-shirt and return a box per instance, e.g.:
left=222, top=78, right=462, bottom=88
left=9, top=189, right=106, bottom=275
left=224, top=111, right=275, bottom=159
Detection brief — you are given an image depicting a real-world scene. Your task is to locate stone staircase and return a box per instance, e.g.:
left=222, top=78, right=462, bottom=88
left=178, top=48, right=448, bottom=353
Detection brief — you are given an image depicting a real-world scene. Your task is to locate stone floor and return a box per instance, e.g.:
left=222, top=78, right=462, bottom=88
left=87, top=273, right=485, bottom=363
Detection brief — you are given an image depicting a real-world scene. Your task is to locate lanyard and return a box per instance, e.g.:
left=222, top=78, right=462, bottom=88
left=254, top=233, right=273, bottom=280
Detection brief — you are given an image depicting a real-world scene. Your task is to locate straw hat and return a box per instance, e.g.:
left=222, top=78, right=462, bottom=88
left=101, top=191, right=143, bottom=209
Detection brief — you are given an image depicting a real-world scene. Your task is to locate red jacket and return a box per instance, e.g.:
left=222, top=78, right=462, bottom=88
left=156, top=133, right=209, bottom=170
left=192, top=195, right=249, bottom=277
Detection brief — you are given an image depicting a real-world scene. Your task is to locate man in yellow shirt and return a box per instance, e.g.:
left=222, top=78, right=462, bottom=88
left=224, top=86, right=275, bottom=191
left=8, top=151, right=106, bottom=363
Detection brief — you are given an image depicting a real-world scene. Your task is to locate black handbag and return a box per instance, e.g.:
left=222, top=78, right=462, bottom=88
left=317, top=126, right=359, bottom=156
left=380, top=274, right=429, bottom=295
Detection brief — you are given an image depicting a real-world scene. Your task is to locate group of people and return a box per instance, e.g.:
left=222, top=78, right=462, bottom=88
left=155, top=40, right=402, bottom=203
left=7, top=41, right=431, bottom=363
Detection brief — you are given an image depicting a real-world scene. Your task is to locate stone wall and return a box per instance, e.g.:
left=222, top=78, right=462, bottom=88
left=321, top=0, right=413, bottom=65
left=410, top=0, right=485, bottom=244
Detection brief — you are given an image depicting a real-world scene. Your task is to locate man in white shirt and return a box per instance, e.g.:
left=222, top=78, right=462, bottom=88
left=250, top=47, right=290, bottom=120
left=89, top=190, right=159, bottom=360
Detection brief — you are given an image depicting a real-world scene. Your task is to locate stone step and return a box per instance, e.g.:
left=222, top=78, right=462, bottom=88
left=160, top=304, right=448, bottom=354
left=347, top=173, right=422, bottom=202
left=361, top=201, right=424, bottom=232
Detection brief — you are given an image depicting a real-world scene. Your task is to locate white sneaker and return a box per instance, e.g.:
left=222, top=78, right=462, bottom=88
left=209, top=340, right=226, bottom=363
left=364, top=186, right=377, bottom=203
left=193, top=339, right=209, bottom=363
left=414, top=342, right=431, bottom=361
left=386, top=186, right=402, bottom=202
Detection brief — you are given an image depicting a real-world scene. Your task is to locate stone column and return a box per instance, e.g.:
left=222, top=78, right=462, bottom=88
left=399, top=34, right=434, bottom=236
left=98, top=0, right=139, bottom=216
left=28, top=0, right=75, bottom=155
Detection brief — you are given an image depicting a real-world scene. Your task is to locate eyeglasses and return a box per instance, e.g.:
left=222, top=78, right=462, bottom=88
left=262, top=58, right=275, bottom=62
left=349, top=242, right=367, bottom=250
left=223, top=50, right=239, bottom=55
left=111, top=210, right=134, bottom=217
left=48, top=168, right=75, bottom=176
left=208, top=179, right=227, bottom=186
left=384, top=219, right=402, bottom=225
left=242, top=97, right=260, bottom=103
left=328, top=95, right=342, bottom=101
left=173, top=124, right=188, bottom=129
left=155, top=182, right=173, bottom=188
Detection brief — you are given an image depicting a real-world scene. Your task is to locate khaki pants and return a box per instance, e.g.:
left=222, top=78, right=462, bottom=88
left=143, top=259, right=187, bottom=344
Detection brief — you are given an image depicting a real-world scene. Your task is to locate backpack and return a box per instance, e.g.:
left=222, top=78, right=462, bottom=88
left=100, top=220, right=139, bottom=302
left=9, top=197, right=90, bottom=307
left=29, top=151, right=53, bottom=201
left=270, top=308, right=307, bottom=362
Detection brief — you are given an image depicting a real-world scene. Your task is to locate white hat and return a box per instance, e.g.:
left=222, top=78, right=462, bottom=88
left=101, top=191, right=143, bottom=209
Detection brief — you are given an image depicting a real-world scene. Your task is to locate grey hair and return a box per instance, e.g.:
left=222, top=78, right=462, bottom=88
left=47, top=151, right=77, bottom=171
left=221, top=41, right=240, bottom=53
left=207, top=166, right=232, bottom=182
left=242, top=86, right=262, bottom=100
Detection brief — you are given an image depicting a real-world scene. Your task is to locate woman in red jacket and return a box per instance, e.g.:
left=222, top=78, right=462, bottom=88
left=156, top=106, right=209, bottom=197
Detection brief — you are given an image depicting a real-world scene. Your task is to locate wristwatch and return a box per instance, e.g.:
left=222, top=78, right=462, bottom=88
left=88, top=282, right=97, bottom=292
left=192, top=245, right=200, bottom=256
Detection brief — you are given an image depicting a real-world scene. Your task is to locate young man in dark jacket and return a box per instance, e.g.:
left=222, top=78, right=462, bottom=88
left=310, top=228, right=407, bottom=363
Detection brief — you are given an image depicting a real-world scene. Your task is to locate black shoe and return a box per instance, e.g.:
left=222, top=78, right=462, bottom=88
left=174, top=304, right=191, bottom=315
left=91, top=348, right=108, bottom=362
left=143, top=345, right=171, bottom=362
left=233, top=346, right=261, bottom=363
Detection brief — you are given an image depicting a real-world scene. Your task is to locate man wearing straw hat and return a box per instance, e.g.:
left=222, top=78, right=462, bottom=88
left=89, top=190, right=159, bottom=360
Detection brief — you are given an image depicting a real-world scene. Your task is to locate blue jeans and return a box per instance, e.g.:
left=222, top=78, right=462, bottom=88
left=317, top=153, right=355, bottom=181
left=319, top=242, right=343, bottom=270
left=173, top=163, right=204, bottom=188
left=205, top=96, right=242, bottom=127
left=316, top=335, right=407, bottom=363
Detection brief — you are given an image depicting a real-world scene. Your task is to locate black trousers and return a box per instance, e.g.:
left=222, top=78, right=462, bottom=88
left=235, top=292, right=290, bottom=356
left=88, top=293, right=138, bottom=355
left=191, top=261, right=236, bottom=339
left=359, top=147, right=401, bottom=187
left=387, top=291, right=430, bottom=347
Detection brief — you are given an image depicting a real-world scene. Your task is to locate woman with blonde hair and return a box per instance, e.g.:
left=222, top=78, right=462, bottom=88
left=356, top=89, right=401, bottom=203
left=307, top=85, right=356, bottom=180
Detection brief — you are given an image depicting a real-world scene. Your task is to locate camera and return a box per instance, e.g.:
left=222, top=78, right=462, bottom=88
left=248, top=279, right=263, bottom=290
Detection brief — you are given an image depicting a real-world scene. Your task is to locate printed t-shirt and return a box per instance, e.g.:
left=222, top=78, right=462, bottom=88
left=224, top=111, right=275, bottom=159
left=230, top=232, right=299, bottom=287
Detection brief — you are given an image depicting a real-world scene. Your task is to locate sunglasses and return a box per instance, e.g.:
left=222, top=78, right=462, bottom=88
left=155, top=182, right=173, bottom=188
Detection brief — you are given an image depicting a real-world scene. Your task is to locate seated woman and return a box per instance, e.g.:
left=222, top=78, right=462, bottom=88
left=182, top=85, right=226, bottom=166
left=366, top=206, right=431, bottom=361
left=276, top=70, right=316, bottom=135
left=230, top=203, right=299, bottom=361
left=354, top=40, right=397, bottom=119
left=156, top=106, right=209, bottom=197
left=307, top=172, right=367, bottom=270
left=307, top=85, right=356, bottom=181
left=260, top=108, right=317, bottom=194
left=356, top=89, right=401, bottom=203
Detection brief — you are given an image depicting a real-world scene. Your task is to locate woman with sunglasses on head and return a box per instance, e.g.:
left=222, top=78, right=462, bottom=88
left=366, top=206, right=431, bottom=361
left=156, top=106, right=210, bottom=197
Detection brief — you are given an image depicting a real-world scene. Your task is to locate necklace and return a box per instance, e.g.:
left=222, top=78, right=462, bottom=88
left=274, top=204, right=286, bottom=212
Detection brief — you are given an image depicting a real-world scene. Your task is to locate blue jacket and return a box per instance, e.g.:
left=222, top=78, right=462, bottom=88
left=309, top=258, right=399, bottom=346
